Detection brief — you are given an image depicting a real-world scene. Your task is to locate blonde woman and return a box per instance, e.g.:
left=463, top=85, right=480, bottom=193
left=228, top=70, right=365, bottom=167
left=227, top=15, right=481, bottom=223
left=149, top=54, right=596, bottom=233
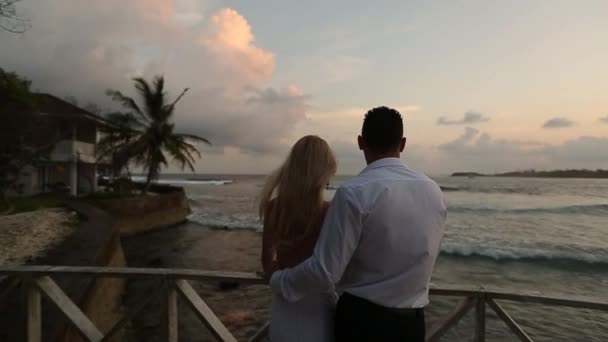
left=259, top=135, right=337, bottom=342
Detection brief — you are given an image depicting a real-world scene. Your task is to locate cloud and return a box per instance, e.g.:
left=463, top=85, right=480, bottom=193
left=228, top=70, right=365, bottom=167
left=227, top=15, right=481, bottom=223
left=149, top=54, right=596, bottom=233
left=542, top=117, right=576, bottom=128
left=179, top=86, right=310, bottom=154
left=200, top=8, right=275, bottom=88
left=321, top=55, right=372, bottom=83
left=432, top=127, right=608, bottom=173
left=599, top=115, right=608, bottom=124
left=398, top=105, right=422, bottom=113
left=0, top=1, right=306, bottom=157
left=437, top=111, right=490, bottom=126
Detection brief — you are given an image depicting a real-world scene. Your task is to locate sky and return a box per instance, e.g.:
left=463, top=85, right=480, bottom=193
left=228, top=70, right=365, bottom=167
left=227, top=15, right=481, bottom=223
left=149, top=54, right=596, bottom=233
left=1, top=0, right=608, bottom=175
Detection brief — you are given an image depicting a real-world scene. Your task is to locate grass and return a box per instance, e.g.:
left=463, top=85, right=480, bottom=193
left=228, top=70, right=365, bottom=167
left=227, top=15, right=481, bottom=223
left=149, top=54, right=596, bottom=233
left=1, top=190, right=140, bottom=215
left=7, top=196, right=66, bottom=214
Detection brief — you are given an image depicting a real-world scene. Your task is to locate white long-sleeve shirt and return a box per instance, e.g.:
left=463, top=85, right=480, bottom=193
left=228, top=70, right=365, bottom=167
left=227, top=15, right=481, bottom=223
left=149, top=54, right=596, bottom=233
left=270, top=157, right=447, bottom=308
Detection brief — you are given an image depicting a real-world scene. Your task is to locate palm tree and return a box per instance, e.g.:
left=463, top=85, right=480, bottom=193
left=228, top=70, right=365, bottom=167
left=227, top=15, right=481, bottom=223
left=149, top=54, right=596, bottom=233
left=97, top=112, right=140, bottom=177
left=106, top=76, right=210, bottom=194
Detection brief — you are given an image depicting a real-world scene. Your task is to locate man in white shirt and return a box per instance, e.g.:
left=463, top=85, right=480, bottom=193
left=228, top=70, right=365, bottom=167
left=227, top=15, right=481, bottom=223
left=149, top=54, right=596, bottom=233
left=269, top=106, right=447, bottom=341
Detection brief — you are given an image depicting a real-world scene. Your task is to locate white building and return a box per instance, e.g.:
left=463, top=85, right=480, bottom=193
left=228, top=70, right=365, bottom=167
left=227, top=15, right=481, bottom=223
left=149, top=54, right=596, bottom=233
left=16, top=94, right=110, bottom=197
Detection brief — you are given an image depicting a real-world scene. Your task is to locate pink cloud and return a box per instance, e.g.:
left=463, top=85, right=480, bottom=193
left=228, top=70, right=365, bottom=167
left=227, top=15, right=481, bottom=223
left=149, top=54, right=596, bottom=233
left=1, top=1, right=308, bottom=158
left=286, top=85, right=304, bottom=97
left=201, top=8, right=275, bottom=87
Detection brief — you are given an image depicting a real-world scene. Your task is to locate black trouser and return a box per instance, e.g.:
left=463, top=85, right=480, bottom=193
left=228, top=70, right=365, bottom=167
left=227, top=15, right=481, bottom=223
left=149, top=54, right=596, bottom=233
left=335, top=292, right=425, bottom=342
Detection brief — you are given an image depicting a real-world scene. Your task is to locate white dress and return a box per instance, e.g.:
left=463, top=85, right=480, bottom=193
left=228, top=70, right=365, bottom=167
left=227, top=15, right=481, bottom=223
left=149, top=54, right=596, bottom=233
left=269, top=291, right=336, bottom=342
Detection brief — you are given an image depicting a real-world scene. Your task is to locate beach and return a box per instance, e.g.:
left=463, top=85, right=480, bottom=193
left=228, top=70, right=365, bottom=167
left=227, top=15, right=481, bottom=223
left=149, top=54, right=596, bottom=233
left=0, top=208, right=78, bottom=265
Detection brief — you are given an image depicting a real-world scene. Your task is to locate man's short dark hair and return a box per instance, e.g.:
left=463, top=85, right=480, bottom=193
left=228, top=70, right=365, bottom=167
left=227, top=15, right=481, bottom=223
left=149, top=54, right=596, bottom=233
left=361, top=106, right=403, bottom=152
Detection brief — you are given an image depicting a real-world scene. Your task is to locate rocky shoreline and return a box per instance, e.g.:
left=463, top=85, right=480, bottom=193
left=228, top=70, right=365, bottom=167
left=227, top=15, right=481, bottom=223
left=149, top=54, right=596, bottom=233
left=121, top=221, right=271, bottom=341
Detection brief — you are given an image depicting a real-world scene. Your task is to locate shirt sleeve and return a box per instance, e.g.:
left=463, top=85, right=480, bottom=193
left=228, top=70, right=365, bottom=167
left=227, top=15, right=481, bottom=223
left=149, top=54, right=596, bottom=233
left=270, top=186, right=363, bottom=302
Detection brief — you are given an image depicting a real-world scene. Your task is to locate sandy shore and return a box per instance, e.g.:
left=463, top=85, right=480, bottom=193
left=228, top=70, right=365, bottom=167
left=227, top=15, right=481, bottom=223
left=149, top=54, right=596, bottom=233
left=0, top=208, right=78, bottom=265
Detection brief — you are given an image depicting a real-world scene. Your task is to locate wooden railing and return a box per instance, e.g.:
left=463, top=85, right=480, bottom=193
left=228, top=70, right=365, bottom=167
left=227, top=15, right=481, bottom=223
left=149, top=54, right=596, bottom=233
left=1, top=266, right=607, bottom=342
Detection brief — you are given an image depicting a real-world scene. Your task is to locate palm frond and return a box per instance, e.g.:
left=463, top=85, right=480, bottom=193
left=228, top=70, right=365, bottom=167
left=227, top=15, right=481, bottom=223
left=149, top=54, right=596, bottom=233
left=105, top=89, right=149, bottom=124
left=134, top=76, right=167, bottom=122
left=163, top=87, right=190, bottom=119
left=176, top=133, right=211, bottom=145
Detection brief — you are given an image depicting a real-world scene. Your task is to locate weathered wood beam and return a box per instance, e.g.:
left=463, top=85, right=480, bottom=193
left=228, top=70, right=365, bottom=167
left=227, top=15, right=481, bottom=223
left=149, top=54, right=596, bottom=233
left=26, top=282, right=41, bottom=342
left=475, top=295, right=486, bottom=342
left=426, top=297, right=475, bottom=342
left=430, top=287, right=483, bottom=297
left=167, top=284, right=178, bottom=342
left=487, top=298, right=534, bottom=342
left=485, top=290, right=608, bottom=311
left=0, top=266, right=265, bottom=285
left=175, top=279, right=237, bottom=342
left=34, top=276, right=103, bottom=342
left=248, top=321, right=270, bottom=342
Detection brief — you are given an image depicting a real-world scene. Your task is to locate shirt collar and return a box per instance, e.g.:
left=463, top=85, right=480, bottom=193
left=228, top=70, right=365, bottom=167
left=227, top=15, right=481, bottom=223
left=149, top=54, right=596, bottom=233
left=360, top=157, right=404, bottom=174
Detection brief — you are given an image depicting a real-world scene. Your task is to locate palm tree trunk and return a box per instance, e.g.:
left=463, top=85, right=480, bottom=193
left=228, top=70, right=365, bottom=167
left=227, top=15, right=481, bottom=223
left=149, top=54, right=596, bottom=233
left=142, top=170, right=153, bottom=195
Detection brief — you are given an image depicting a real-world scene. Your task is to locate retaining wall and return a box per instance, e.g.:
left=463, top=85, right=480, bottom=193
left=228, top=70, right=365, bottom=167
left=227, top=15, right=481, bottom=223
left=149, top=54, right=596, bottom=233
left=91, top=186, right=191, bottom=236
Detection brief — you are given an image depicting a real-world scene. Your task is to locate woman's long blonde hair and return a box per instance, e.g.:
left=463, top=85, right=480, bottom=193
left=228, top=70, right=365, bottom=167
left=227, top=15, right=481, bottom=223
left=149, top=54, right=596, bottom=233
left=259, top=135, right=337, bottom=241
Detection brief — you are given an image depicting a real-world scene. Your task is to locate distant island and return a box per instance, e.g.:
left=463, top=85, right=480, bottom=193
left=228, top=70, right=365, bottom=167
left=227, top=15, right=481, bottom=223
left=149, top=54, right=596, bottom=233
left=451, top=169, right=608, bottom=179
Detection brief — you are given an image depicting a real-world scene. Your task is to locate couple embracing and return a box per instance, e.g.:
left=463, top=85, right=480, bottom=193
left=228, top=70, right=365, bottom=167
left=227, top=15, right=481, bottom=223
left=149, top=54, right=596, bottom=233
left=259, top=106, right=447, bottom=341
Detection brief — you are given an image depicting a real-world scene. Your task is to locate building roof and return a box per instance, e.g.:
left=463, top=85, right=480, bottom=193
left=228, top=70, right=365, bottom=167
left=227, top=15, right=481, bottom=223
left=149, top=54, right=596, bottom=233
left=34, top=93, right=112, bottom=126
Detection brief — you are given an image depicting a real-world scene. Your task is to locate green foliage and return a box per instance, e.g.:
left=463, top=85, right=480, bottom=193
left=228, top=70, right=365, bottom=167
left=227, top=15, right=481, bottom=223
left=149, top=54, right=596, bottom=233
left=0, top=66, right=32, bottom=109
left=7, top=196, right=66, bottom=214
left=97, top=111, right=141, bottom=180
left=496, top=169, right=608, bottom=178
left=451, top=169, right=608, bottom=178
left=105, top=75, right=211, bottom=194
left=0, top=68, right=55, bottom=208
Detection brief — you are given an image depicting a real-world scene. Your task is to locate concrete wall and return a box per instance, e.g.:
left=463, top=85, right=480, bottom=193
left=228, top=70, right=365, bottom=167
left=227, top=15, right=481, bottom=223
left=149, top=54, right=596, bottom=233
left=63, top=231, right=127, bottom=342
left=91, top=188, right=191, bottom=236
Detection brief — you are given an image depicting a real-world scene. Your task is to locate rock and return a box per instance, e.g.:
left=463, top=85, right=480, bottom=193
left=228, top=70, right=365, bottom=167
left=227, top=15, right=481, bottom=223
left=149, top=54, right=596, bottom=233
left=217, top=281, right=240, bottom=291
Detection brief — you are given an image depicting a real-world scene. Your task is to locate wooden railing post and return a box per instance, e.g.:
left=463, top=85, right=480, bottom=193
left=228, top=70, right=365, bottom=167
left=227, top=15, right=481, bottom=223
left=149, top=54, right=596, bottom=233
left=167, top=280, right=178, bottom=342
left=475, top=292, right=486, bottom=342
left=425, top=297, right=475, bottom=342
left=26, top=279, right=41, bottom=342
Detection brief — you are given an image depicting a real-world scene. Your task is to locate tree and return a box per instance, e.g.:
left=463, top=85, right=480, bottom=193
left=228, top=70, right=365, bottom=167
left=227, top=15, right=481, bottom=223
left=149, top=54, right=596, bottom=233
left=0, top=68, right=55, bottom=210
left=96, top=111, right=141, bottom=187
left=63, top=95, right=79, bottom=106
left=84, top=101, right=104, bottom=115
left=0, top=0, right=28, bottom=33
left=106, top=76, right=210, bottom=194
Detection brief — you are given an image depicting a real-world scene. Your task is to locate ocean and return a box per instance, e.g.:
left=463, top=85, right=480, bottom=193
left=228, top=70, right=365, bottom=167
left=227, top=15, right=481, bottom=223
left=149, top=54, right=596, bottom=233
left=157, top=174, right=608, bottom=341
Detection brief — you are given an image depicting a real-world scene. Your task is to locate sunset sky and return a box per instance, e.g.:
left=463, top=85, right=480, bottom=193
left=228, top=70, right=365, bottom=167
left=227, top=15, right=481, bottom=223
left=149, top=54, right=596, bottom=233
left=2, top=0, right=608, bottom=175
